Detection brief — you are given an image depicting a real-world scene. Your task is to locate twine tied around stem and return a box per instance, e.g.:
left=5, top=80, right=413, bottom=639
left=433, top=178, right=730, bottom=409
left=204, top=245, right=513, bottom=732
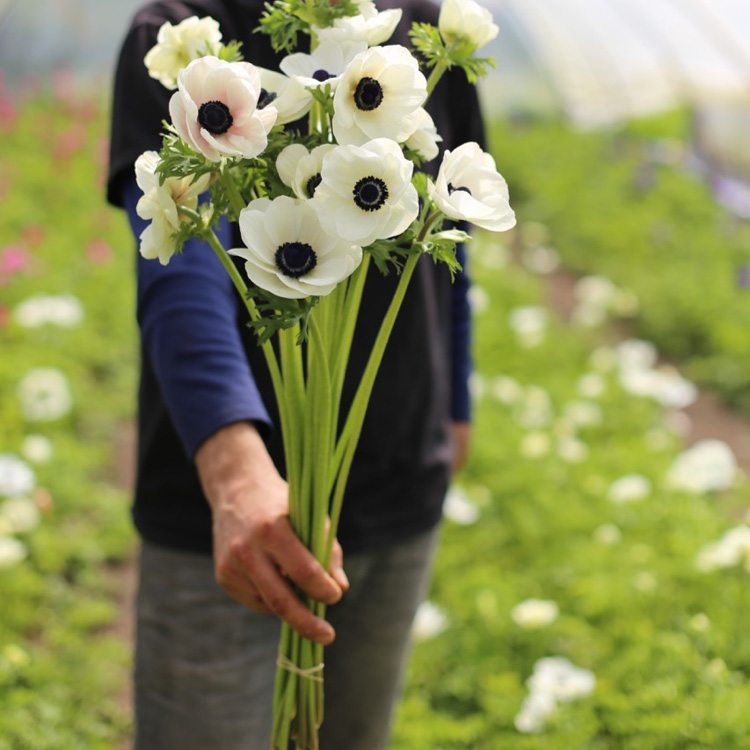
left=276, top=653, right=325, bottom=683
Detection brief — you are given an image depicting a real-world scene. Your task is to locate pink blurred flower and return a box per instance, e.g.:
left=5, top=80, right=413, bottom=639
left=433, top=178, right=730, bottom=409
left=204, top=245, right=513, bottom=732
left=0, top=246, right=30, bottom=280
left=86, top=239, right=112, bottom=265
left=52, top=124, right=86, bottom=161
left=52, top=71, right=76, bottom=103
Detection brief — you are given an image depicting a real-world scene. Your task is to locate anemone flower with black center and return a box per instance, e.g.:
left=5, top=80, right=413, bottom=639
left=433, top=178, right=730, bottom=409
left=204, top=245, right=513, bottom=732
left=312, top=138, right=419, bottom=247
left=229, top=196, right=363, bottom=299
left=168, top=55, right=277, bottom=161
left=332, top=45, right=427, bottom=146
left=280, top=39, right=367, bottom=92
left=428, top=141, right=516, bottom=232
left=256, top=68, right=313, bottom=125
left=276, top=143, right=336, bottom=200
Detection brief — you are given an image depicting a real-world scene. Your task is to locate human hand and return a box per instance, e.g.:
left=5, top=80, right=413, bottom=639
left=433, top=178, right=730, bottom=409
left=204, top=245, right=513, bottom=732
left=451, top=421, right=472, bottom=474
left=195, top=422, right=348, bottom=645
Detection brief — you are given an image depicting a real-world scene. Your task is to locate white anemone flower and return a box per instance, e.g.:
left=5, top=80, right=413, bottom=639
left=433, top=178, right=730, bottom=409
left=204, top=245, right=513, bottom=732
left=256, top=68, right=313, bottom=125
left=429, top=142, right=516, bottom=232
left=313, top=138, right=419, bottom=246
left=666, top=440, right=737, bottom=494
left=405, top=107, right=442, bottom=161
left=17, top=368, right=73, bottom=422
left=144, top=16, right=223, bottom=90
left=279, top=39, right=367, bottom=91
left=276, top=143, right=336, bottom=200
left=134, top=151, right=210, bottom=265
left=438, top=0, right=499, bottom=51
left=314, top=2, right=402, bottom=46
left=230, top=196, right=362, bottom=299
left=332, top=45, right=426, bottom=146
left=511, top=599, right=559, bottom=629
left=14, top=294, right=84, bottom=328
left=0, top=455, right=35, bottom=498
left=169, top=56, right=277, bottom=161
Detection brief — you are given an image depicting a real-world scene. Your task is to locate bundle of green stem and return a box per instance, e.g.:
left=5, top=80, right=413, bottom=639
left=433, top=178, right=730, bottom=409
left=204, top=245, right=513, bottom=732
left=206, top=226, right=421, bottom=749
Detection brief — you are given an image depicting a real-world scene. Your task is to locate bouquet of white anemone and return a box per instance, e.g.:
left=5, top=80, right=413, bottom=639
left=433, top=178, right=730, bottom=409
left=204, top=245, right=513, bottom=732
left=136, top=0, right=514, bottom=746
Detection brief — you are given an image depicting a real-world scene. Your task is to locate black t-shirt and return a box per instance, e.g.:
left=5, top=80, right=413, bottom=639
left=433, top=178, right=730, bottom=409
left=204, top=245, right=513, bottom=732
left=108, top=0, right=485, bottom=554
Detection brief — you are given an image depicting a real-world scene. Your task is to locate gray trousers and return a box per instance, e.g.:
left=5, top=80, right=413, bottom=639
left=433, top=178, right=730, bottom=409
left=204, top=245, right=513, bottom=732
left=134, top=527, right=439, bottom=750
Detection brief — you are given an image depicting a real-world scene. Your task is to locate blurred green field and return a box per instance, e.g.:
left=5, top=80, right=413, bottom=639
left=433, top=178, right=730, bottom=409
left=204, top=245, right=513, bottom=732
left=2, top=90, right=750, bottom=749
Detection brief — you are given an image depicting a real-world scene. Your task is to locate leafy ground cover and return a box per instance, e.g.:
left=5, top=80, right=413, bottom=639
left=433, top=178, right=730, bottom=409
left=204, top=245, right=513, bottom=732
left=489, top=113, right=750, bottom=415
left=393, top=230, right=750, bottom=748
left=3, top=84, right=750, bottom=749
left=0, top=79, right=136, bottom=749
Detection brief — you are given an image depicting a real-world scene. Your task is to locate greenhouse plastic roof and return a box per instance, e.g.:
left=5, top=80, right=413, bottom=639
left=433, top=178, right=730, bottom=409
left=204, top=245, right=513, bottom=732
left=488, top=0, right=750, bottom=127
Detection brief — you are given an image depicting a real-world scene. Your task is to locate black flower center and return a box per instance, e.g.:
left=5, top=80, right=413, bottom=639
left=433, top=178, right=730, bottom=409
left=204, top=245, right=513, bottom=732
left=354, top=77, right=383, bottom=111
left=197, top=100, right=233, bottom=135
left=312, top=69, right=334, bottom=82
left=257, top=88, right=277, bottom=110
left=353, top=176, right=388, bottom=212
left=448, top=183, right=472, bottom=196
left=306, top=173, right=322, bottom=199
left=275, top=241, right=317, bottom=278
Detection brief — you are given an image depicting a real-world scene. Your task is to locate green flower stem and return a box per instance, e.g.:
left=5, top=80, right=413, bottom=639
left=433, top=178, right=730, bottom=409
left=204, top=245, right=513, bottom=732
left=425, top=59, right=449, bottom=97
left=220, top=163, right=247, bottom=218
left=202, top=229, right=288, bottom=440
left=324, top=251, right=421, bottom=567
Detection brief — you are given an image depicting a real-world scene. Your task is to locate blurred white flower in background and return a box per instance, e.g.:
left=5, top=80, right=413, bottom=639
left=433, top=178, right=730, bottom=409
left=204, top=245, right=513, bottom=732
left=689, top=613, right=711, bottom=632
left=633, top=571, right=657, bottom=592
left=666, top=440, right=737, bottom=494
left=0, top=455, right=35, bottom=498
left=563, top=401, right=602, bottom=429
left=412, top=601, right=449, bottom=641
left=511, top=599, right=559, bottom=629
left=520, top=431, right=551, bottom=459
left=615, top=338, right=697, bottom=410
left=516, top=657, right=596, bottom=734
left=468, top=285, right=490, bottom=314
left=571, top=275, right=639, bottom=328
left=516, top=386, right=554, bottom=429
left=476, top=243, right=509, bottom=270
left=0, top=537, right=27, bottom=569
left=594, top=523, right=622, bottom=545
left=17, top=368, right=73, bottom=422
left=577, top=372, right=606, bottom=399
left=491, top=375, right=523, bottom=405
left=521, top=245, right=560, bottom=275
left=14, top=294, right=84, bottom=328
left=589, top=346, right=618, bottom=373
left=469, top=372, right=487, bottom=400
left=508, top=306, right=548, bottom=348
left=443, top=486, right=480, bottom=525
left=557, top=436, right=588, bottom=463
left=0, top=497, right=40, bottom=534
left=20, top=435, right=53, bottom=465
left=607, top=474, right=651, bottom=504
left=616, top=339, right=657, bottom=372
left=695, top=526, right=750, bottom=573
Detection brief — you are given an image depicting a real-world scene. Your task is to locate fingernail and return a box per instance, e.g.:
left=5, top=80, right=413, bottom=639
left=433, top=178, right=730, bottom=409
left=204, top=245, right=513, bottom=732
left=318, top=624, right=335, bottom=645
left=336, top=567, right=350, bottom=590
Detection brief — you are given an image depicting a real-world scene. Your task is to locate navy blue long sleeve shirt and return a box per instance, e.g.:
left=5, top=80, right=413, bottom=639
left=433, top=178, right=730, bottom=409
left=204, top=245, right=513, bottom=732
left=124, top=177, right=472, bottom=459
